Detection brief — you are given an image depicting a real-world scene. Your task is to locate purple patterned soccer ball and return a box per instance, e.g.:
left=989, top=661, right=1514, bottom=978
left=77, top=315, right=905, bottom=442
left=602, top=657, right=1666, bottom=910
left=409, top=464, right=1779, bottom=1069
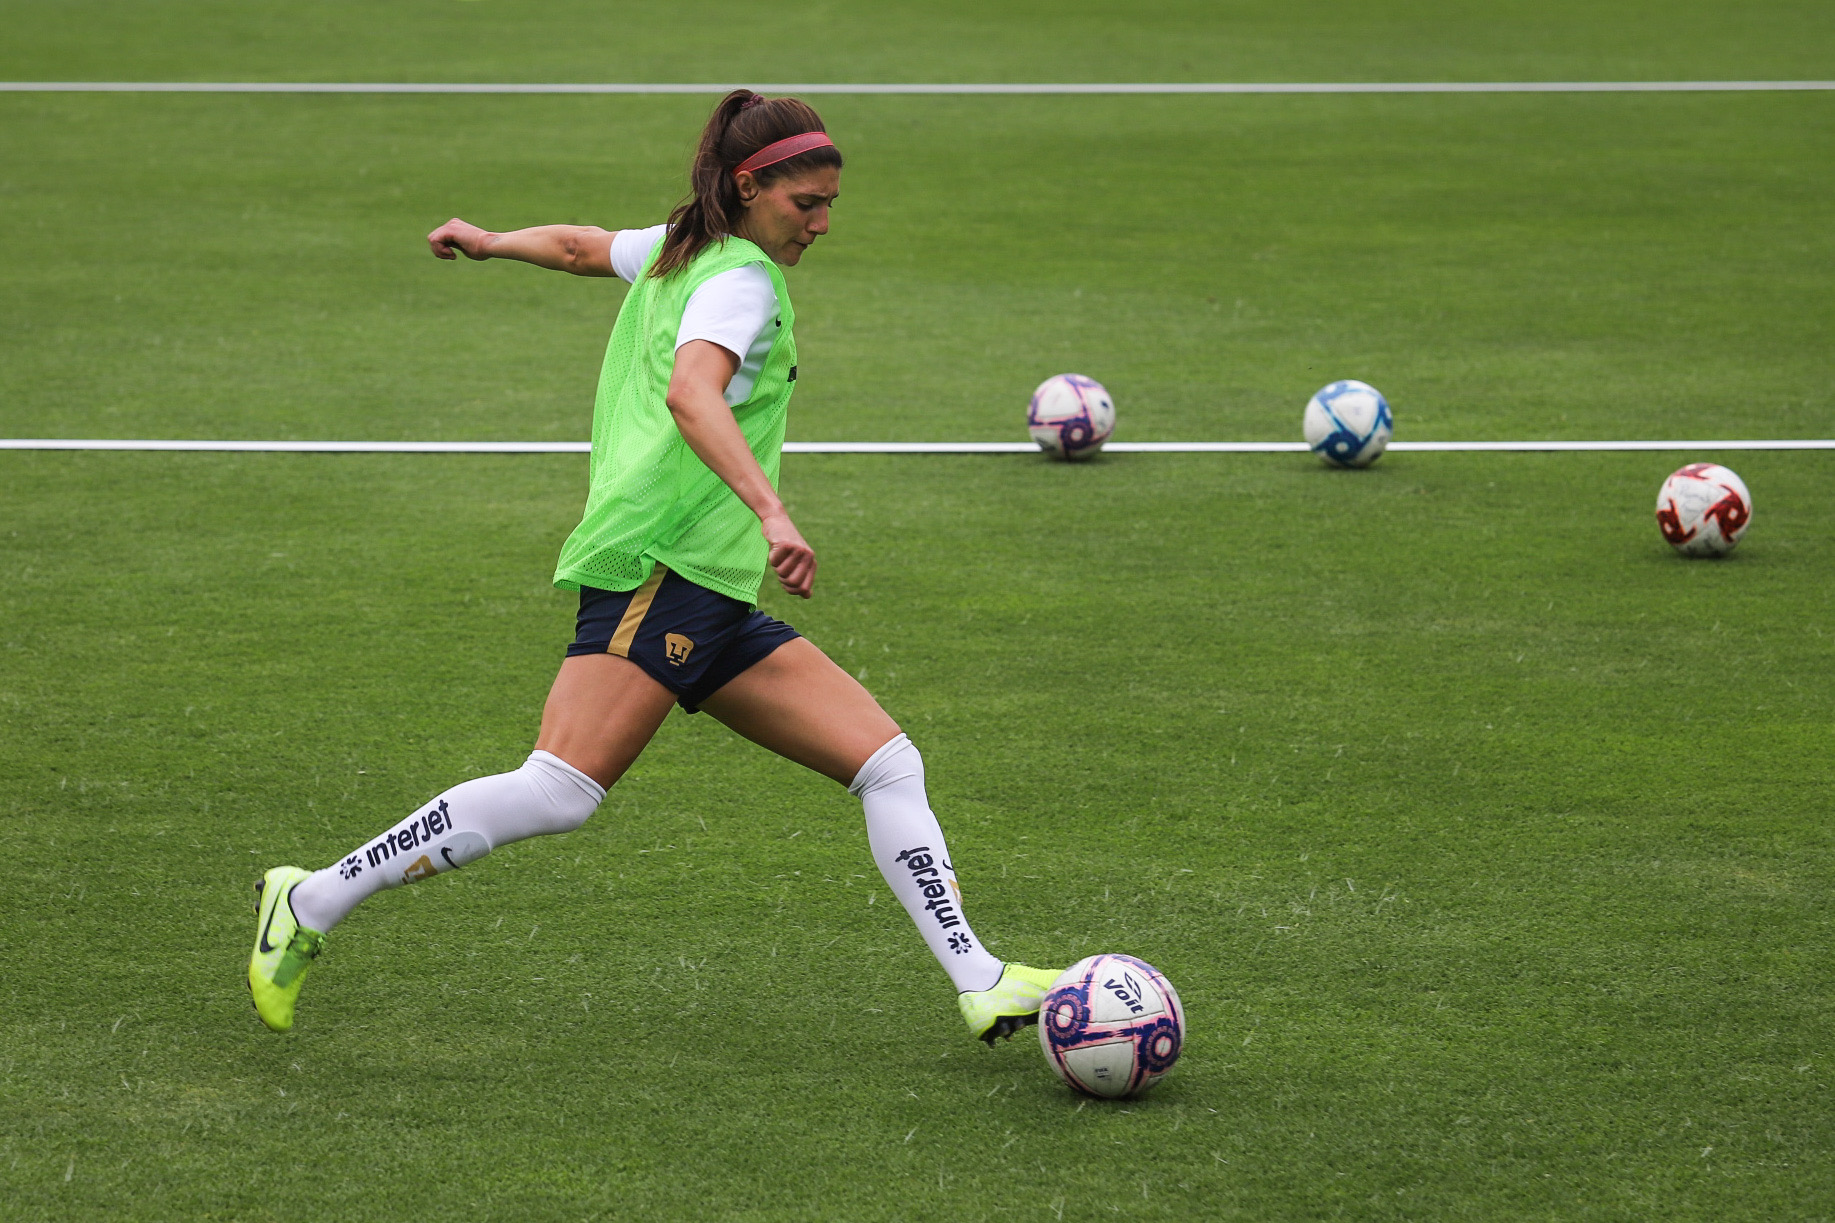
left=1027, top=373, right=1115, bottom=460
left=1038, top=954, right=1184, bottom=1099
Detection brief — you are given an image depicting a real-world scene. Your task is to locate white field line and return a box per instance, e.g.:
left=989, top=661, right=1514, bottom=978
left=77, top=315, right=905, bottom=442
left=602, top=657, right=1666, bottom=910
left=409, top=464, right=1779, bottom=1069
left=2, top=439, right=1831, bottom=455
left=3, top=81, right=1833, bottom=95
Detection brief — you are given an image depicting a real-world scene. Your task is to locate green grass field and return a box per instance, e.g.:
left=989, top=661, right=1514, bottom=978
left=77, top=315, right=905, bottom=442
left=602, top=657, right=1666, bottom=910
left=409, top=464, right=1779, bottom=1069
left=2, top=4, right=1832, bottom=1219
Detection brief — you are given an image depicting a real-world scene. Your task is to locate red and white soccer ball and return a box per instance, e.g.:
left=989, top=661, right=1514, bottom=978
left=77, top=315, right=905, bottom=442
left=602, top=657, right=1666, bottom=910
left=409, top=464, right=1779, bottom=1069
left=1038, top=954, right=1183, bottom=1099
left=1028, top=373, right=1115, bottom=460
left=1656, top=463, right=1753, bottom=557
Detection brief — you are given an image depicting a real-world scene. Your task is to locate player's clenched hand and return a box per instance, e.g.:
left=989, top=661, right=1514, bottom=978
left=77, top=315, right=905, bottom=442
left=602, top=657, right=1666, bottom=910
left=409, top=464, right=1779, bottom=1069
left=427, top=218, right=494, bottom=261
left=761, top=512, right=816, bottom=599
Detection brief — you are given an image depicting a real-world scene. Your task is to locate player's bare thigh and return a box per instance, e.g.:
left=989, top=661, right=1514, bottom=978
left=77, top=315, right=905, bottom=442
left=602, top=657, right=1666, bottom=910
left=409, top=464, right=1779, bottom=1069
left=533, top=652, right=678, bottom=789
left=697, top=637, right=901, bottom=785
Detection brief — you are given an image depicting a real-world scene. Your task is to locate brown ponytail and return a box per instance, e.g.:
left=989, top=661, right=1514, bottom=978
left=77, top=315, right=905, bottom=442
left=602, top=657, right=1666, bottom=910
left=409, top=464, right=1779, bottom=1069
left=649, top=90, right=844, bottom=279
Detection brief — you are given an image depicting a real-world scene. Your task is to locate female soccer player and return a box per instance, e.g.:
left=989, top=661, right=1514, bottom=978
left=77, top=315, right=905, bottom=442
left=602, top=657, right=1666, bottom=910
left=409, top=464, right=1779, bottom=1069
left=247, top=91, right=1058, bottom=1044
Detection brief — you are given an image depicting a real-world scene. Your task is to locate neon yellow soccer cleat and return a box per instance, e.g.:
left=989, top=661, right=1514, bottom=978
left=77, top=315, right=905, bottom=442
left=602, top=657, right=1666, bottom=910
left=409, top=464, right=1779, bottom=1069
left=247, top=866, right=325, bottom=1033
left=959, top=962, right=1060, bottom=1045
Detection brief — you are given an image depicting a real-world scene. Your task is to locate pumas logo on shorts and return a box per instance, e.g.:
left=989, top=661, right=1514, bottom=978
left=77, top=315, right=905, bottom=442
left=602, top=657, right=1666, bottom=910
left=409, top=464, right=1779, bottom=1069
left=664, top=633, right=695, bottom=666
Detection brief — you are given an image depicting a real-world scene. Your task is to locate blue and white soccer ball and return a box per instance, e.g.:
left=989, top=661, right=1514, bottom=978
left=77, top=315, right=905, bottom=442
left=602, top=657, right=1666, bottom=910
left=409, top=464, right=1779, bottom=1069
left=1028, top=373, right=1115, bottom=461
left=1038, top=954, right=1184, bottom=1099
left=1303, top=379, right=1393, bottom=468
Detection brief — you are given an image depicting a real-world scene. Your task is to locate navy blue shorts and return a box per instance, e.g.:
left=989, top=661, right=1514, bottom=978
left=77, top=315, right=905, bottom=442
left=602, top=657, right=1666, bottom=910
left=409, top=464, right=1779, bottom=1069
left=565, top=567, right=801, bottom=713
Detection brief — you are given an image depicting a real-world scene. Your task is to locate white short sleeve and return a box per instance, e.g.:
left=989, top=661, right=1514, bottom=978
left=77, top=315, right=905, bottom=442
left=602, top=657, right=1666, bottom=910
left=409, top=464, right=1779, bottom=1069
left=609, top=224, right=667, bottom=283
left=608, top=225, right=781, bottom=407
left=678, top=265, right=775, bottom=353
left=681, top=265, right=779, bottom=407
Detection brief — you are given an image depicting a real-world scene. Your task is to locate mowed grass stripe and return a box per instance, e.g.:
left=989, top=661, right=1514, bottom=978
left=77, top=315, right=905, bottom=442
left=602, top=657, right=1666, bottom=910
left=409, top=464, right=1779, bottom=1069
left=1, top=449, right=1830, bottom=1219
left=7, top=0, right=1834, bottom=86
left=2, top=91, right=1827, bottom=446
left=2, top=438, right=1835, bottom=453
left=6, top=80, right=1835, bottom=93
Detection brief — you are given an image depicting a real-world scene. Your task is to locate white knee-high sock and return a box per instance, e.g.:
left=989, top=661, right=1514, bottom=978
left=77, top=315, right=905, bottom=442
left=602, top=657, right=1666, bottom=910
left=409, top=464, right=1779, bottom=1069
left=851, top=734, right=1004, bottom=994
left=290, top=750, right=605, bottom=933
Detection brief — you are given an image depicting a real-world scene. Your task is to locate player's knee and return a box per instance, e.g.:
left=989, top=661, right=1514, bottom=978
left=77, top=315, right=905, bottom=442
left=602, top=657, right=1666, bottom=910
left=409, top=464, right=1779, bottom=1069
left=542, top=788, right=601, bottom=836
left=848, top=732, right=922, bottom=797
left=521, top=750, right=607, bottom=835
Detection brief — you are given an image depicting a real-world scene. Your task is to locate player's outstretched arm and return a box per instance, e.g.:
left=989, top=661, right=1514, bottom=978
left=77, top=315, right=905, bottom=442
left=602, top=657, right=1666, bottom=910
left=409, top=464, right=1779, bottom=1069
left=426, top=218, right=616, bottom=276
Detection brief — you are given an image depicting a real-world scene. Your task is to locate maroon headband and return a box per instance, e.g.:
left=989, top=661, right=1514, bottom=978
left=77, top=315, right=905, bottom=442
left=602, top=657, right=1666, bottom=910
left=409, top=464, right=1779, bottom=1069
left=733, top=131, right=836, bottom=177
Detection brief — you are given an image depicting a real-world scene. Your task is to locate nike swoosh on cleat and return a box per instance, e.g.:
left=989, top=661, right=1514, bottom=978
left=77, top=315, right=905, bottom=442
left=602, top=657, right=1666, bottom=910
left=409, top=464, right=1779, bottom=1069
left=257, top=889, right=285, bottom=954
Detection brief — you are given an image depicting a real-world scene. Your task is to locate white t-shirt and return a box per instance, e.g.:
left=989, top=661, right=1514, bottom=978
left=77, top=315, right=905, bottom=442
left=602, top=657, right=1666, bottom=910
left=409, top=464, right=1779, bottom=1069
left=610, top=224, right=779, bottom=407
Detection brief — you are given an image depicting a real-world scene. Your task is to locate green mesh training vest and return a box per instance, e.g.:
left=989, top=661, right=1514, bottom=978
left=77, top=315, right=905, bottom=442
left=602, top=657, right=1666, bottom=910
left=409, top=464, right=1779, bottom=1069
left=552, top=235, right=796, bottom=604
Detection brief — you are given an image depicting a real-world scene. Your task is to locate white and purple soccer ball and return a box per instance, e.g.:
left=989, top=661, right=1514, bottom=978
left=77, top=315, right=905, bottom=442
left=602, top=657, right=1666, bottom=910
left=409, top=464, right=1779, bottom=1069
left=1303, top=379, right=1392, bottom=468
left=1656, top=463, right=1752, bottom=556
left=1028, top=373, right=1115, bottom=460
left=1038, top=954, right=1184, bottom=1099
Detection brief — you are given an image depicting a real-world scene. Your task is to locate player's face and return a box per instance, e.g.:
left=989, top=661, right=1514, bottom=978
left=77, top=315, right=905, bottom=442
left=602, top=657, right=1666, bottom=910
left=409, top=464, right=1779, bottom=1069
left=735, top=166, right=840, bottom=266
